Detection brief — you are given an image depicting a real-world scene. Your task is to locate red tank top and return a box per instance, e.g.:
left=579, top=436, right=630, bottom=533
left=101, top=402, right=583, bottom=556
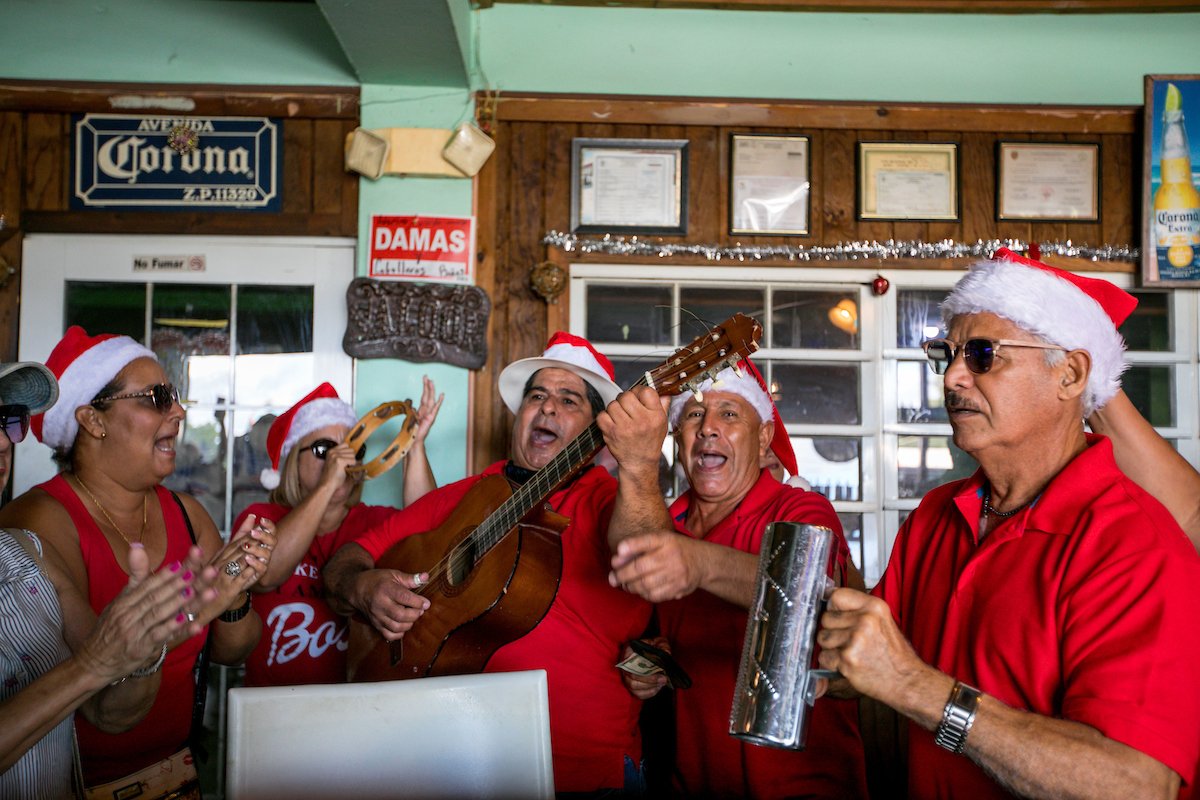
left=40, top=475, right=208, bottom=785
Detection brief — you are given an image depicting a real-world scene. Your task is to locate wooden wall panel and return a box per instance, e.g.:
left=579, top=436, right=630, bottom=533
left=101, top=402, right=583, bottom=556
left=471, top=93, right=1142, bottom=470
left=1, top=82, right=360, bottom=241
left=0, top=112, right=22, bottom=362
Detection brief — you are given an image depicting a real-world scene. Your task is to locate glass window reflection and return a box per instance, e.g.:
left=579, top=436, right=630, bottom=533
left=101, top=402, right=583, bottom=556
left=897, top=435, right=976, bottom=499
left=897, top=289, right=948, bottom=349
left=772, top=290, right=859, bottom=350
left=680, top=287, right=765, bottom=335
left=896, top=361, right=947, bottom=423
left=771, top=362, right=860, bottom=425
left=1123, top=365, right=1174, bottom=427
left=1120, top=291, right=1171, bottom=352
left=586, top=285, right=672, bottom=345
left=793, top=436, right=861, bottom=502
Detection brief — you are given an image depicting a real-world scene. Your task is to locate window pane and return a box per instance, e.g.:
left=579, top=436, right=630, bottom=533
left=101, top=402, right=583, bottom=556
left=238, top=285, right=313, bottom=355
left=772, top=362, right=860, bottom=425
left=837, top=512, right=863, bottom=573
left=771, top=290, right=859, bottom=350
left=152, top=285, right=232, bottom=405
left=897, top=435, right=976, bottom=499
left=65, top=281, right=144, bottom=339
left=163, top=405, right=227, bottom=528
left=795, top=436, right=861, bottom=501
left=231, top=410, right=275, bottom=522
left=233, top=284, right=316, bottom=407
left=586, top=285, right=672, bottom=345
left=1123, top=365, right=1175, bottom=427
left=1121, top=291, right=1171, bottom=352
left=897, top=289, right=947, bottom=349
left=680, top=287, right=765, bottom=335
left=896, top=361, right=946, bottom=423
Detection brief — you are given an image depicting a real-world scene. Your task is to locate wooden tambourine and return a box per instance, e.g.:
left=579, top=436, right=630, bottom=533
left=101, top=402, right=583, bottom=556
left=343, top=400, right=418, bottom=480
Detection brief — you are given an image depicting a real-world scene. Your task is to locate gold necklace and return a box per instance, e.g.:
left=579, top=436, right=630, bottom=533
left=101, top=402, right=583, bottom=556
left=73, top=474, right=148, bottom=547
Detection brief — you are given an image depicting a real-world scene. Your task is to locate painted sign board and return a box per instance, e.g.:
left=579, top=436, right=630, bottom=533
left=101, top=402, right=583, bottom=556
left=72, top=114, right=280, bottom=211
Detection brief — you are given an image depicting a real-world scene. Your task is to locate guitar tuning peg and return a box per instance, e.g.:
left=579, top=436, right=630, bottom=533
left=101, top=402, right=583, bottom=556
left=711, top=379, right=725, bottom=389
left=693, top=389, right=704, bottom=403
left=644, top=371, right=656, bottom=390
left=750, top=341, right=760, bottom=352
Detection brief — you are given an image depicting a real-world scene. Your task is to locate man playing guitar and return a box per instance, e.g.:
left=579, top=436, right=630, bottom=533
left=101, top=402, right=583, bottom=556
left=325, top=333, right=652, bottom=795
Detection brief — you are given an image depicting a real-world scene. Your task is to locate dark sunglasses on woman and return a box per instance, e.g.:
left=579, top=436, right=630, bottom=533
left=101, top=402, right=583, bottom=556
left=922, top=338, right=1066, bottom=376
left=0, top=404, right=31, bottom=443
left=91, top=383, right=181, bottom=414
left=306, top=438, right=367, bottom=462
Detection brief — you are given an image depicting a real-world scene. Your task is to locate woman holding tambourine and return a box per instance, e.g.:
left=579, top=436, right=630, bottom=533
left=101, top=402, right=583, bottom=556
left=234, top=378, right=442, bottom=686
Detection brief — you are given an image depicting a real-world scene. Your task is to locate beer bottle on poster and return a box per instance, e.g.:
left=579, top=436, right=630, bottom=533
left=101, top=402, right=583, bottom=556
left=1153, top=82, right=1200, bottom=275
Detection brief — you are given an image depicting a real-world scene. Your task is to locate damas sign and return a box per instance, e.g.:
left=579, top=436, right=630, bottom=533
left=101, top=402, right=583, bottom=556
left=369, top=215, right=474, bottom=284
left=72, top=114, right=281, bottom=211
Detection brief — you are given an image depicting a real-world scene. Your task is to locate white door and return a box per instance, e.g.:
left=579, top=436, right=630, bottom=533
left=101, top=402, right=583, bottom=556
left=17, top=234, right=354, bottom=532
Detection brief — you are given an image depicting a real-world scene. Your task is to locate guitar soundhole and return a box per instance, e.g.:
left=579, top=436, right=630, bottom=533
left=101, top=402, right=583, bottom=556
left=447, top=540, right=478, bottom=586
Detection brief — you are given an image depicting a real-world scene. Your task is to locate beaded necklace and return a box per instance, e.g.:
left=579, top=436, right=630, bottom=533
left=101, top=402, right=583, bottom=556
left=981, top=486, right=1024, bottom=519
left=73, top=474, right=148, bottom=546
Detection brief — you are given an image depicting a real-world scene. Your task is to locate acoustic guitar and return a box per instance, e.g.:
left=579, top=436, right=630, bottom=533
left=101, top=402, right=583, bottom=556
left=347, top=313, right=763, bottom=682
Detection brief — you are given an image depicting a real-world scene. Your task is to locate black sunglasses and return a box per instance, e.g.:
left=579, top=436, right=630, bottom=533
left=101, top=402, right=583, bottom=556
left=0, top=404, right=30, bottom=444
left=923, top=338, right=1066, bottom=376
left=92, top=383, right=181, bottom=414
left=306, top=438, right=367, bottom=462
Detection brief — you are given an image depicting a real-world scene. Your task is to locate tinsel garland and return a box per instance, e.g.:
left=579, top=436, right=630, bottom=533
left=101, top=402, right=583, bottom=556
left=543, top=231, right=1138, bottom=263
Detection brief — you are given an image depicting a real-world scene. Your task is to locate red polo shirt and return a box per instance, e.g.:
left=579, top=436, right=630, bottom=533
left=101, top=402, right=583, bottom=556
left=658, top=469, right=869, bottom=799
left=874, top=434, right=1200, bottom=797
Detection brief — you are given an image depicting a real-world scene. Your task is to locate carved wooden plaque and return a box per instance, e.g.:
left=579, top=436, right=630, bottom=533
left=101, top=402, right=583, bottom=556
left=343, top=278, right=490, bottom=369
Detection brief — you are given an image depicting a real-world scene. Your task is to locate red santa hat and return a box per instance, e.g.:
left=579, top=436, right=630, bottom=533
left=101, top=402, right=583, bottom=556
left=941, top=247, right=1137, bottom=416
left=32, top=326, right=156, bottom=452
left=260, top=382, right=358, bottom=490
left=668, top=356, right=798, bottom=478
left=498, top=332, right=622, bottom=414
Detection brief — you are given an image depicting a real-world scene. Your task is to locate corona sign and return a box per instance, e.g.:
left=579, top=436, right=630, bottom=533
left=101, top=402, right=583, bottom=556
left=72, top=114, right=281, bottom=211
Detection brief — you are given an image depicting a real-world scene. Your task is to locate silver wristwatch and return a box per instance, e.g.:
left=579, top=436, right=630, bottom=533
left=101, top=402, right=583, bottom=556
left=934, top=681, right=983, bottom=754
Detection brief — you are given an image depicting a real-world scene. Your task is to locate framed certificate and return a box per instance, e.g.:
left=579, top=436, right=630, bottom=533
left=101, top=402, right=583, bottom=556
left=730, top=134, right=810, bottom=235
left=997, top=142, right=1099, bottom=221
left=570, top=138, right=688, bottom=235
left=858, top=142, right=958, bottom=221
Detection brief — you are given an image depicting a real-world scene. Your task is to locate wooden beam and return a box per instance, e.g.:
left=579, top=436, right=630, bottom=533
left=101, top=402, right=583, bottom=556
left=483, top=0, right=1200, bottom=12
left=488, top=92, right=1138, bottom=134
left=0, top=80, right=360, bottom=119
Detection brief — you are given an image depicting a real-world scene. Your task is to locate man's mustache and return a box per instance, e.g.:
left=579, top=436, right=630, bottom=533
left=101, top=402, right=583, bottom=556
left=945, top=391, right=981, bottom=413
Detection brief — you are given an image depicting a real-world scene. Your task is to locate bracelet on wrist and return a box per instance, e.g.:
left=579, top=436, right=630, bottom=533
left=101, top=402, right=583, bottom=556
left=934, top=680, right=983, bottom=755
left=112, top=643, right=168, bottom=685
left=219, top=592, right=253, bottom=623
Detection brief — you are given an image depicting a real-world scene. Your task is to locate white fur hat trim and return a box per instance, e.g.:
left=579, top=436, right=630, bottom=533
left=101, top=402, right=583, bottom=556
left=941, top=259, right=1127, bottom=416
left=41, top=337, right=155, bottom=452
left=668, top=366, right=773, bottom=428
left=277, top=397, right=358, bottom=467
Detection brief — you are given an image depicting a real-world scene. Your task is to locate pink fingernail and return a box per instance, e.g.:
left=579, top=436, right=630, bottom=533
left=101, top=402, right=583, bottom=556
left=181, top=587, right=193, bottom=599
left=169, top=561, right=181, bottom=573
left=176, top=613, right=186, bottom=624
left=182, top=570, right=193, bottom=581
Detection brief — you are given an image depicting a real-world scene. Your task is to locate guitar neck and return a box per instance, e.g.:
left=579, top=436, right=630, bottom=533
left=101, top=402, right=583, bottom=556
left=474, top=422, right=606, bottom=556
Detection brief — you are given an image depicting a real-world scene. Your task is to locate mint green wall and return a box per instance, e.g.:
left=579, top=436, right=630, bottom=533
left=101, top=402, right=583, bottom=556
left=477, top=7, right=1200, bottom=105
left=355, top=84, right=474, bottom=504
left=0, top=0, right=355, bottom=85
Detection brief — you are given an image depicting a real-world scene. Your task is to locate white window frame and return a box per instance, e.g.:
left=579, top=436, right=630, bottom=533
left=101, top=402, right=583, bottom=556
left=16, top=234, right=355, bottom=524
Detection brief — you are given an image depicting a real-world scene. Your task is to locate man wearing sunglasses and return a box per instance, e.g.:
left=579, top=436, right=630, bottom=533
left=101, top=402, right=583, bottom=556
left=816, top=248, right=1200, bottom=799
left=1, top=360, right=216, bottom=798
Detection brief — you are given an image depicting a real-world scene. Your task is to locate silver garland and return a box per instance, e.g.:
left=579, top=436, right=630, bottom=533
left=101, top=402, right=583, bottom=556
left=543, top=231, right=1138, bottom=263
